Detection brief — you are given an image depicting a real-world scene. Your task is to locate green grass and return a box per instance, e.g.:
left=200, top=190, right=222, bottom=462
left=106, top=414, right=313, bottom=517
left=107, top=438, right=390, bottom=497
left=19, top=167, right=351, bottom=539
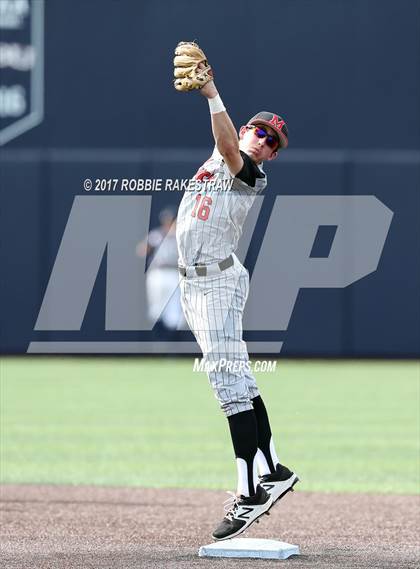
left=1, top=357, right=419, bottom=494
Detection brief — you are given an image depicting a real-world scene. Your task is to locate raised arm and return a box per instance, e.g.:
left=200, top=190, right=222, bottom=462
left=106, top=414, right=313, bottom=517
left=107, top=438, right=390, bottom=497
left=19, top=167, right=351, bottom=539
left=173, top=41, right=244, bottom=176
left=199, top=77, right=244, bottom=176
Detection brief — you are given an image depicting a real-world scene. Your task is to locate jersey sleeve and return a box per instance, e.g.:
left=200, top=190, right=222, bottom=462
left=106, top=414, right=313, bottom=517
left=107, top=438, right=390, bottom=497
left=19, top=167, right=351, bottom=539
left=235, top=151, right=266, bottom=188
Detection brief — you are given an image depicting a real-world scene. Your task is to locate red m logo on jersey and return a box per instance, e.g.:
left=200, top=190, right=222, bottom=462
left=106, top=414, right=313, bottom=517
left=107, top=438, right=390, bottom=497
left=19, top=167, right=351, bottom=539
left=194, top=167, right=216, bottom=182
left=269, top=115, right=285, bottom=131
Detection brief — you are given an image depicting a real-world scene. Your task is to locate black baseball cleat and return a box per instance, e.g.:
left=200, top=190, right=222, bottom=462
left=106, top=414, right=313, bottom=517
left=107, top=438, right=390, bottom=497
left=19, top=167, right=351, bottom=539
left=212, top=484, right=273, bottom=541
left=259, top=463, right=299, bottom=508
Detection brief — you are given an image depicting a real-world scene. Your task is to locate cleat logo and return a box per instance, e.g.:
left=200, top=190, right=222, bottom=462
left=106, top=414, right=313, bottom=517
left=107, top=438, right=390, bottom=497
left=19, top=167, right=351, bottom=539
left=262, top=483, right=275, bottom=492
left=236, top=506, right=254, bottom=520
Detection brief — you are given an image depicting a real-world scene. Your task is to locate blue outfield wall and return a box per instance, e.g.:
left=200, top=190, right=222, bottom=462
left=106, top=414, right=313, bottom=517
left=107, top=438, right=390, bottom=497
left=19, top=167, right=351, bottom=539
left=1, top=150, right=419, bottom=357
left=1, top=0, right=419, bottom=356
left=5, top=0, right=418, bottom=152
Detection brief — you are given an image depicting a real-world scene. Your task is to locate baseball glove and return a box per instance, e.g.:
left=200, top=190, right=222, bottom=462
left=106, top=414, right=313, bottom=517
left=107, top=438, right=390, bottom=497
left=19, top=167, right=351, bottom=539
left=173, top=41, right=213, bottom=92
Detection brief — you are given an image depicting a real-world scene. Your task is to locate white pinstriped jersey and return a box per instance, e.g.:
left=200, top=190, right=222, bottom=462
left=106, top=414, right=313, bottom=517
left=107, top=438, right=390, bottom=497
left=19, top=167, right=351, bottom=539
left=176, top=147, right=267, bottom=266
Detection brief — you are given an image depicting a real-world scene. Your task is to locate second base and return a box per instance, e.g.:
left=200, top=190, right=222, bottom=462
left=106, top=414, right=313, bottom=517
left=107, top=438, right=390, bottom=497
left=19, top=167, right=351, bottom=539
left=198, top=537, right=300, bottom=559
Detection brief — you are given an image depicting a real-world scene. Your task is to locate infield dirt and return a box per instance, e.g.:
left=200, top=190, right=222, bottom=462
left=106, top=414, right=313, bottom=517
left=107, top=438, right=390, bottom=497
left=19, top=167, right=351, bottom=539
left=1, top=485, right=418, bottom=569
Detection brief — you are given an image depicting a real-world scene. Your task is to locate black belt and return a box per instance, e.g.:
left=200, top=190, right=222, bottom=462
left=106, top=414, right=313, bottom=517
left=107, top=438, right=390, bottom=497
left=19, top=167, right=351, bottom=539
left=178, top=255, right=234, bottom=277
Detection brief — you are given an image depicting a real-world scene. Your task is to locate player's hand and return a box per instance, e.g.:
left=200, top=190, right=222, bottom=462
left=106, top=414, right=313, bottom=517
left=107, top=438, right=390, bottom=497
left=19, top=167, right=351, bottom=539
left=198, top=63, right=218, bottom=98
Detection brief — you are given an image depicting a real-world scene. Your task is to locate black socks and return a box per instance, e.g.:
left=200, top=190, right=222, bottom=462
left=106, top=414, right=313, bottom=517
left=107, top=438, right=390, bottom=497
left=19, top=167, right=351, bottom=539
left=227, top=409, right=258, bottom=496
left=227, top=396, right=278, bottom=496
left=252, top=395, right=276, bottom=473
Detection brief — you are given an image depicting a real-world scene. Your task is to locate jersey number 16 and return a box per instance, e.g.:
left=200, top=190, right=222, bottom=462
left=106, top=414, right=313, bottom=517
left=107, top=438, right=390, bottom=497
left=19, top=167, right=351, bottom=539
left=191, top=194, right=213, bottom=221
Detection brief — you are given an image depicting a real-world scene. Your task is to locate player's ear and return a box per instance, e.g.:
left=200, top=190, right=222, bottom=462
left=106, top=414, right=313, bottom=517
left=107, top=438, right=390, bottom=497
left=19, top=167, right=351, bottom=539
left=268, top=150, right=278, bottom=161
left=239, top=126, right=247, bottom=139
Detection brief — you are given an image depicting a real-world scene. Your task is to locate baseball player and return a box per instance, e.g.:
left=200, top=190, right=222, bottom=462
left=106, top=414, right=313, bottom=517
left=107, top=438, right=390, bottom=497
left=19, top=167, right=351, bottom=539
left=174, top=42, right=299, bottom=541
left=136, top=208, right=185, bottom=337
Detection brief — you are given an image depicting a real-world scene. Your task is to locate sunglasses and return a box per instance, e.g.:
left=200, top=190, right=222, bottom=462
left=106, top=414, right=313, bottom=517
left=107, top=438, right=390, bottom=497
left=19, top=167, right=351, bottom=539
left=246, top=125, right=279, bottom=149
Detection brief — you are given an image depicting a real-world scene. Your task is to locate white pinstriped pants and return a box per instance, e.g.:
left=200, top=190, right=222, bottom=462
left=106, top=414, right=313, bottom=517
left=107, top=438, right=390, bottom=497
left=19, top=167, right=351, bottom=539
left=180, top=255, right=260, bottom=416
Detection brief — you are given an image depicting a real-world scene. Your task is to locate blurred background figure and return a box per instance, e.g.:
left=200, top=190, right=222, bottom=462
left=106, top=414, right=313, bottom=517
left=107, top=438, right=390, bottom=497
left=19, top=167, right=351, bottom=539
left=136, top=208, right=185, bottom=338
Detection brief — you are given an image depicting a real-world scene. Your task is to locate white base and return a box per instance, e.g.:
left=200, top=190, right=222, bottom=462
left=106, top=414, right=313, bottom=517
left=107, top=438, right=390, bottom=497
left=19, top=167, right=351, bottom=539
left=198, top=538, right=300, bottom=559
